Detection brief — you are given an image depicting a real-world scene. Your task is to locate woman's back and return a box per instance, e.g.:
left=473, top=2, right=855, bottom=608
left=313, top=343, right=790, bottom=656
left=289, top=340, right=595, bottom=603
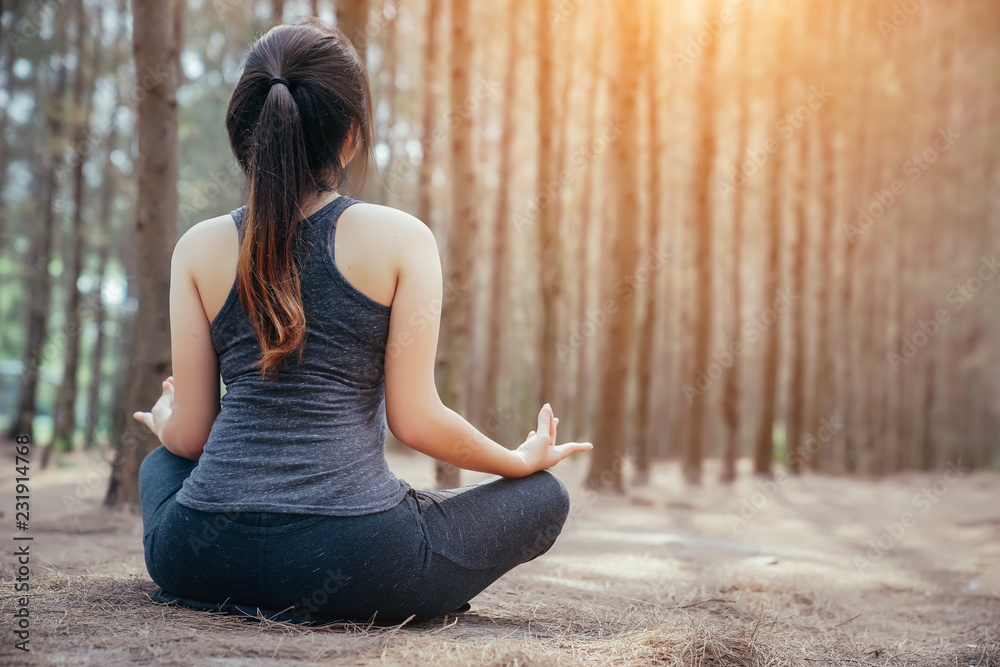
left=137, top=18, right=590, bottom=625
left=175, top=195, right=408, bottom=516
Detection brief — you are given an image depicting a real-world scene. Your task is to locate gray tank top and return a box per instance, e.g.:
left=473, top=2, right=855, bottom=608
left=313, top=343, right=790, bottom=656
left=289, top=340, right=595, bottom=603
left=175, top=195, right=408, bottom=516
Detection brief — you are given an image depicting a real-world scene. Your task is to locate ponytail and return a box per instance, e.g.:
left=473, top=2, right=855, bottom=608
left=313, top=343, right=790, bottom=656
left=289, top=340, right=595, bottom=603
left=225, top=19, right=376, bottom=382
left=236, top=79, right=311, bottom=382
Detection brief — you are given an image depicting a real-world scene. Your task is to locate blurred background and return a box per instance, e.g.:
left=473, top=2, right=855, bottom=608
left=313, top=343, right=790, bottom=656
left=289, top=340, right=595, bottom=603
left=1, top=0, right=998, bottom=504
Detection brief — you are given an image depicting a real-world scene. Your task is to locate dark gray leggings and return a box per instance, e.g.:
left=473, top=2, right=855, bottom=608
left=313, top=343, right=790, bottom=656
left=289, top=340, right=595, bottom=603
left=139, top=445, right=571, bottom=624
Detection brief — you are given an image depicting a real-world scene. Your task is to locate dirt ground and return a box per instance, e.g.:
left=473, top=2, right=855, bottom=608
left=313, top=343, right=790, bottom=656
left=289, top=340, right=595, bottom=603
left=0, top=441, right=997, bottom=666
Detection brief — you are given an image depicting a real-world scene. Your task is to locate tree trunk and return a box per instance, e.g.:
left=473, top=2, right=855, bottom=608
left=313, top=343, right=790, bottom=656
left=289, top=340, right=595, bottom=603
left=571, top=5, right=603, bottom=444
left=862, top=146, right=888, bottom=475
left=8, top=57, right=68, bottom=442
left=633, top=0, right=662, bottom=486
left=547, top=9, right=578, bottom=419
left=434, top=0, right=476, bottom=489
left=786, top=126, right=809, bottom=475
left=752, top=23, right=786, bottom=478
left=0, top=14, right=15, bottom=248
left=682, top=0, right=722, bottom=485
left=85, top=115, right=121, bottom=450
left=841, top=1, right=878, bottom=475
left=481, top=0, right=520, bottom=444
left=83, top=0, right=126, bottom=451
left=808, top=94, right=836, bottom=472
left=335, top=0, right=370, bottom=194
left=535, top=0, right=560, bottom=412
left=894, top=229, right=912, bottom=470
left=920, top=357, right=935, bottom=470
left=584, top=1, right=642, bottom=494
left=336, top=0, right=369, bottom=64
left=104, top=0, right=183, bottom=509
left=720, top=3, right=753, bottom=484
left=416, top=0, right=440, bottom=230
left=52, top=0, right=99, bottom=454
left=85, top=240, right=113, bottom=449
left=369, top=0, right=398, bottom=205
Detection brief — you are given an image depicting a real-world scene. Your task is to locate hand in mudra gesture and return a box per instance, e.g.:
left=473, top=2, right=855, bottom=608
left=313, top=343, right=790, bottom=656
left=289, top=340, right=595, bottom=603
left=513, top=404, right=593, bottom=474
left=133, top=376, right=175, bottom=443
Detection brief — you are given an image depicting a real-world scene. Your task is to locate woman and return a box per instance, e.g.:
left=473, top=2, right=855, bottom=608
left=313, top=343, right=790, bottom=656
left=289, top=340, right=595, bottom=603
left=134, top=17, right=592, bottom=625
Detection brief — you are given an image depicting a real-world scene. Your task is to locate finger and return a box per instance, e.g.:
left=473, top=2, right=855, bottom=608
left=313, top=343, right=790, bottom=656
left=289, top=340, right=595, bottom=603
left=527, top=430, right=536, bottom=439
left=536, top=404, right=551, bottom=435
left=554, top=442, right=593, bottom=456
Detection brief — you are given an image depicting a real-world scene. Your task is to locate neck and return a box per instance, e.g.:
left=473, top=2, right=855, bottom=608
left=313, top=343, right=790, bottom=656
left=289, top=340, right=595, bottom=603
left=299, top=189, right=341, bottom=219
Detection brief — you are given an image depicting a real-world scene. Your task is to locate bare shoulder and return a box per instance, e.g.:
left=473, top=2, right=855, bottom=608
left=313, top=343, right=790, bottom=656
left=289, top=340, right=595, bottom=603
left=173, top=213, right=238, bottom=265
left=340, top=202, right=438, bottom=262
left=172, top=214, right=239, bottom=323
left=343, top=202, right=434, bottom=241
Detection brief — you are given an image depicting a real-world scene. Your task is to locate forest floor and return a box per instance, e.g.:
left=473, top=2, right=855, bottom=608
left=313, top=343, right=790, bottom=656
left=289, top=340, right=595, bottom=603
left=0, top=440, right=997, bottom=666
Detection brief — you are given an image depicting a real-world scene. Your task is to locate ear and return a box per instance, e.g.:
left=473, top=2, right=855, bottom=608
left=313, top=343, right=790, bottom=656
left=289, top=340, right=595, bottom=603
left=340, top=123, right=359, bottom=168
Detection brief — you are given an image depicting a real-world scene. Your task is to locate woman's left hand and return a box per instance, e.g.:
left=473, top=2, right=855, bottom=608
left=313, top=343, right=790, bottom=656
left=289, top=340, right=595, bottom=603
left=133, top=376, right=175, bottom=443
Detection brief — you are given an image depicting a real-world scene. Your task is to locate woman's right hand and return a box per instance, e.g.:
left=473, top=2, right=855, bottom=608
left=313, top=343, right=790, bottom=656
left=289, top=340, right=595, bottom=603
left=513, top=404, right=593, bottom=475
left=133, top=376, right=175, bottom=444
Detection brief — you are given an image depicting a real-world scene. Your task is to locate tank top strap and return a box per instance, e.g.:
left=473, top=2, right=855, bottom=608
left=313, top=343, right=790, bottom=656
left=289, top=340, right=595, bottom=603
left=229, top=195, right=357, bottom=237
left=230, top=205, right=245, bottom=230
left=316, top=194, right=358, bottom=250
left=227, top=195, right=354, bottom=250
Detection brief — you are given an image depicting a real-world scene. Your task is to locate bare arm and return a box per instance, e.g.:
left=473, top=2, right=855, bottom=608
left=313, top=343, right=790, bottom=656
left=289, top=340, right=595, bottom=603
left=133, top=221, right=224, bottom=460
left=382, top=212, right=591, bottom=477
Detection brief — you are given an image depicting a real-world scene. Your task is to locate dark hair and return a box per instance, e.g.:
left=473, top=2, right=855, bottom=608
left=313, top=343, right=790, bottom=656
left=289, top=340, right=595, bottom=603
left=225, top=17, right=375, bottom=381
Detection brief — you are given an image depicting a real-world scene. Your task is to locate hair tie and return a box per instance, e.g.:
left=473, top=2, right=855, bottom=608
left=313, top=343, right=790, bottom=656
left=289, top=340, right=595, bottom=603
left=268, top=77, right=290, bottom=89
